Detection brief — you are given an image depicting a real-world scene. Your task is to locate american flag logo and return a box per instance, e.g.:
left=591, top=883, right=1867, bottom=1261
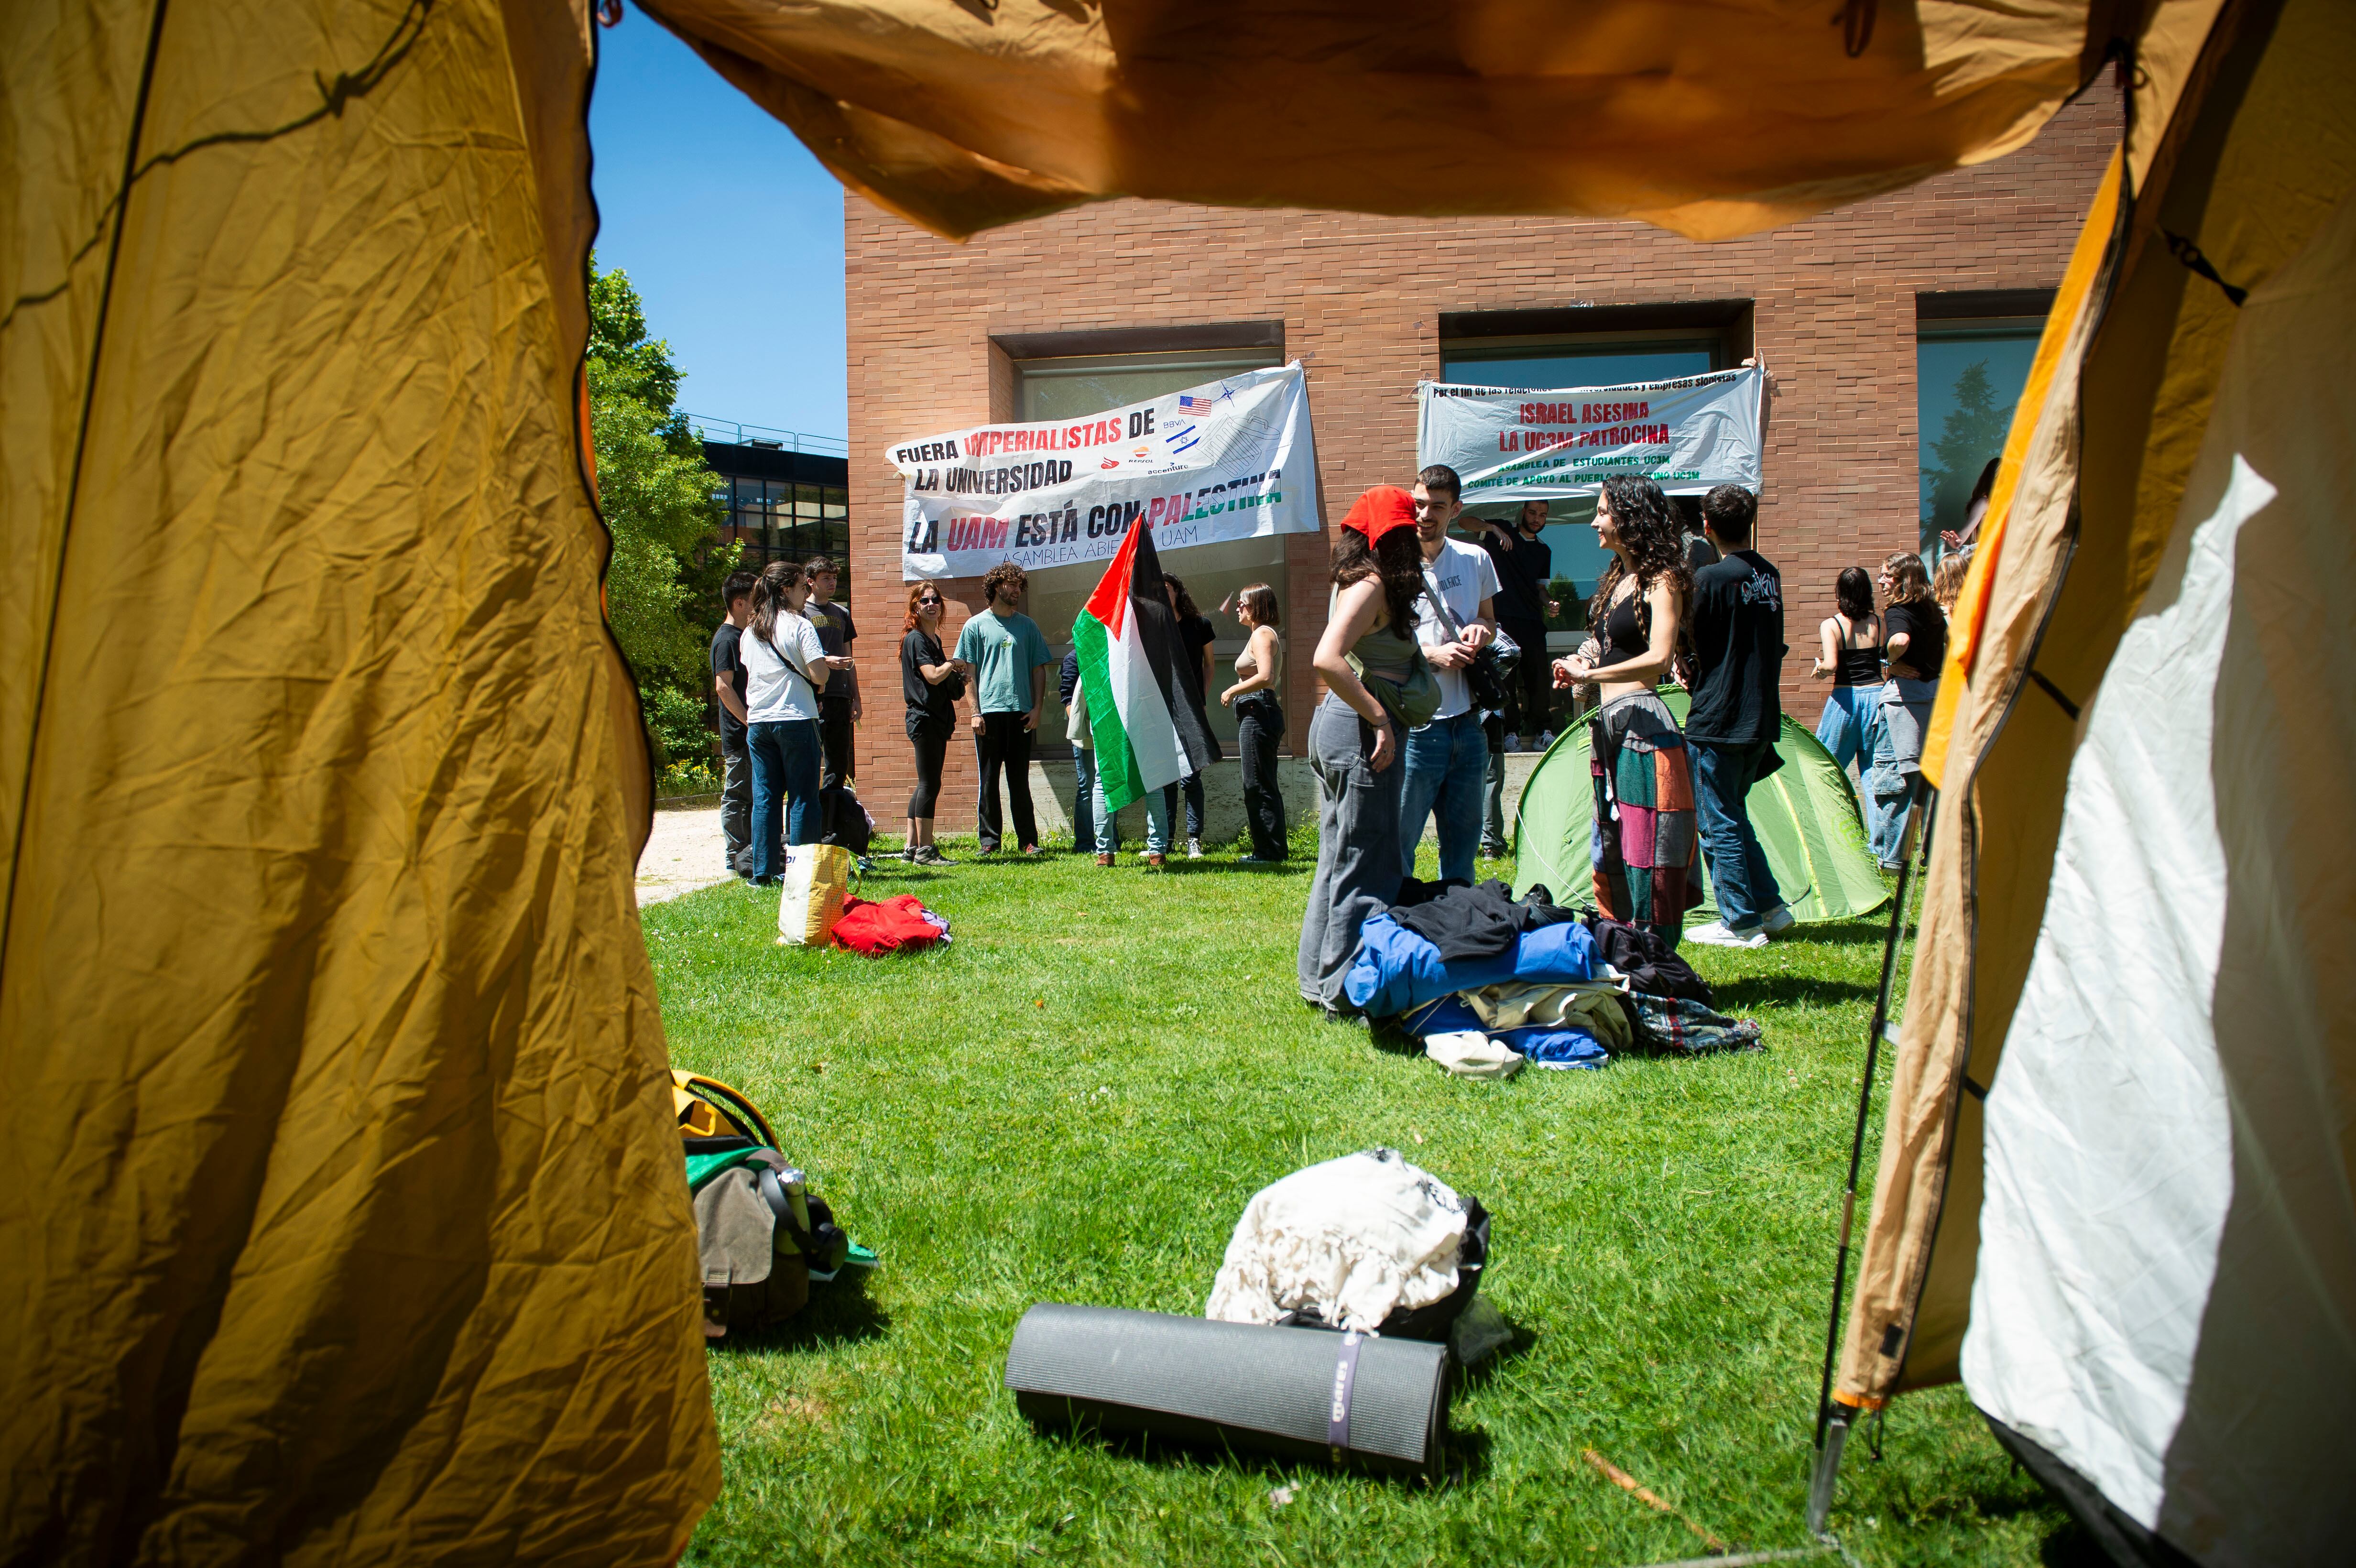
left=1177, top=393, right=1220, bottom=416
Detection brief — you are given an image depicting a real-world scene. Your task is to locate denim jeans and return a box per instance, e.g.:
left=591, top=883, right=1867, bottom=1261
left=1865, top=679, right=1936, bottom=866
left=1690, top=737, right=1785, bottom=931
left=747, top=718, right=821, bottom=881
left=1088, top=759, right=1169, bottom=854
left=1071, top=744, right=1117, bottom=852
left=1162, top=772, right=1205, bottom=841
left=1814, top=686, right=1880, bottom=778
left=1398, top=708, right=1488, bottom=883
left=1070, top=744, right=1095, bottom=853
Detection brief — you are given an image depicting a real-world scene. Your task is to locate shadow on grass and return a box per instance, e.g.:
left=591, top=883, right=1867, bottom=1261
left=711, top=1271, right=890, bottom=1354
left=1782, top=918, right=1910, bottom=948
left=1023, top=1420, right=1470, bottom=1490
left=1713, top=973, right=1878, bottom=1009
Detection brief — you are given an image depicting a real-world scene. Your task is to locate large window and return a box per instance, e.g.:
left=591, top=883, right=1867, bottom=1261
left=1917, top=316, right=2041, bottom=558
left=1009, top=344, right=1289, bottom=747
left=717, top=475, right=851, bottom=579
left=1439, top=333, right=1725, bottom=608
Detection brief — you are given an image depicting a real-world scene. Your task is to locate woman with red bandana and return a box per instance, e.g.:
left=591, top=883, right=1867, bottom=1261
left=1298, top=486, right=1430, bottom=1016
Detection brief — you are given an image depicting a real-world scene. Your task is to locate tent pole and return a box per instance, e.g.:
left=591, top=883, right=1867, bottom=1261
left=1807, top=1407, right=1854, bottom=1535
left=1810, top=780, right=1929, bottom=1459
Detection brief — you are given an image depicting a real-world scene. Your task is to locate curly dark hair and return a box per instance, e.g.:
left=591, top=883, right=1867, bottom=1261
left=1586, top=476, right=1691, bottom=642
left=1331, top=527, right=1424, bottom=639
left=1162, top=572, right=1201, bottom=621
left=981, top=560, right=1026, bottom=606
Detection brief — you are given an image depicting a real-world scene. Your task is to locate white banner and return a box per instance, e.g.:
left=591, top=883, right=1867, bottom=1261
left=895, top=362, right=1320, bottom=581
left=1416, top=366, right=1764, bottom=504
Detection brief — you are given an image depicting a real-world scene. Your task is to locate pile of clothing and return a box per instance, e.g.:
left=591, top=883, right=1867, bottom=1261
left=1343, top=880, right=1761, bottom=1078
left=829, top=893, right=951, bottom=955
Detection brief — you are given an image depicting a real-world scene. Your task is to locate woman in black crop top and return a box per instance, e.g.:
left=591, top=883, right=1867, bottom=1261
left=1547, top=476, right=1703, bottom=946
left=1809, top=566, right=1883, bottom=774
left=1865, top=553, right=1943, bottom=868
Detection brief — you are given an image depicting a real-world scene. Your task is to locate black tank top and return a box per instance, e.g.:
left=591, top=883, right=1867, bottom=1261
left=1832, top=615, right=1883, bottom=686
left=1598, top=588, right=1646, bottom=666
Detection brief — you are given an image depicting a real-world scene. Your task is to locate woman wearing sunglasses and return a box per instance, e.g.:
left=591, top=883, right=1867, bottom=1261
left=900, top=583, right=967, bottom=865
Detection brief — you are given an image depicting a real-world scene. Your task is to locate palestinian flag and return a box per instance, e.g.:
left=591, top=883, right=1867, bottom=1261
left=1073, top=518, right=1219, bottom=813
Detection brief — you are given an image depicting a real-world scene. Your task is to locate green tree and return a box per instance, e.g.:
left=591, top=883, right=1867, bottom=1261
left=1921, top=359, right=2015, bottom=548
left=587, top=254, right=736, bottom=774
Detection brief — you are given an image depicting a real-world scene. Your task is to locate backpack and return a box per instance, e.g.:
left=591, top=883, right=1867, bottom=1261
left=819, top=785, right=873, bottom=852
left=676, top=1071, right=851, bottom=1336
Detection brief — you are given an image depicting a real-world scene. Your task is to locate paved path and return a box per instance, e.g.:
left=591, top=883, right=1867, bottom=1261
left=637, top=806, right=732, bottom=907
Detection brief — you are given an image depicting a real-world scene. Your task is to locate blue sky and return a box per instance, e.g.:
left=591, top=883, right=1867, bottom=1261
left=589, top=12, right=847, bottom=440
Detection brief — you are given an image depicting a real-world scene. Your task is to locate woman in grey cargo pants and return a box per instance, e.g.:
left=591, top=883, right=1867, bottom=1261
left=1298, top=486, right=1428, bottom=1014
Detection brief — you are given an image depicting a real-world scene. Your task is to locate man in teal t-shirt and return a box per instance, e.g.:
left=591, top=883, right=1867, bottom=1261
left=952, top=561, right=1056, bottom=854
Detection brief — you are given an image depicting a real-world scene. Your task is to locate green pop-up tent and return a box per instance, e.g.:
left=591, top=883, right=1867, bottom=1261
left=1511, top=689, right=1890, bottom=926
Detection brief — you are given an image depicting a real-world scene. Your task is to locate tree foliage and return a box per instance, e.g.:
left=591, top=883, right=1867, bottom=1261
left=587, top=254, right=734, bottom=773
left=1920, top=358, right=2014, bottom=547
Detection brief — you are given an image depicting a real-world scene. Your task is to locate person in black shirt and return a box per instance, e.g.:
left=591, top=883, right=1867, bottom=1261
left=709, top=570, right=758, bottom=878
left=1477, top=499, right=1562, bottom=750
left=1680, top=486, right=1792, bottom=947
left=1866, top=553, right=1943, bottom=868
left=803, top=556, right=860, bottom=846
left=1161, top=574, right=1222, bottom=858
left=898, top=582, right=962, bottom=865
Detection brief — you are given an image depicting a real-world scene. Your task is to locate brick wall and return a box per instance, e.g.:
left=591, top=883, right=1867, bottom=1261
left=845, top=94, right=2119, bottom=834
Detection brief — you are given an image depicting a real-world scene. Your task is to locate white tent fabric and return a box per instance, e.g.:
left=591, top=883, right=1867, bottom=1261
left=1963, top=188, right=2356, bottom=1567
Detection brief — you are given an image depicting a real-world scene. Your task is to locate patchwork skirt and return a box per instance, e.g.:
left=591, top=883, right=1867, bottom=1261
left=1588, top=690, right=1704, bottom=947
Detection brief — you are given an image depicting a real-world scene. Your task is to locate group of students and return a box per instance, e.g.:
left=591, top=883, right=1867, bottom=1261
left=709, top=557, right=861, bottom=884
left=1300, top=464, right=1898, bottom=1016
left=1808, top=552, right=1958, bottom=868
left=898, top=559, right=1295, bottom=870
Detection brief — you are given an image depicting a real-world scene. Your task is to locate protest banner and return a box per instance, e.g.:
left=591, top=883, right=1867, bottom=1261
left=895, top=363, right=1320, bottom=581
left=1416, top=366, right=1763, bottom=503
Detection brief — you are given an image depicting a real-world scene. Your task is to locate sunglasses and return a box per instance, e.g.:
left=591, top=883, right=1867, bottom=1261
left=918, top=595, right=944, bottom=605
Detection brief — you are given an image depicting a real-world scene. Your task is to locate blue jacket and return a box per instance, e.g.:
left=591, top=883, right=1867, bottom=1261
left=1343, top=915, right=1596, bottom=1018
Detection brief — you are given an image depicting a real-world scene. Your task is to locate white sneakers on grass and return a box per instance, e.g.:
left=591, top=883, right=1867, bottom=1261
left=1688, top=904, right=1796, bottom=949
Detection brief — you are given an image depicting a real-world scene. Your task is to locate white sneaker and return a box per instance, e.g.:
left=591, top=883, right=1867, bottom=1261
left=1536, top=730, right=1556, bottom=751
left=1760, top=904, right=1797, bottom=937
left=1186, top=838, right=1203, bottom=860
left=1686, top=920, right=1768, bottom=949
left=1505, top=733, right=1523, bottom=753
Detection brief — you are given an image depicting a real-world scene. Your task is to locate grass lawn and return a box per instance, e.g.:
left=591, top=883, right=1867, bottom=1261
left=644, top=829, right=2087, bottom=1567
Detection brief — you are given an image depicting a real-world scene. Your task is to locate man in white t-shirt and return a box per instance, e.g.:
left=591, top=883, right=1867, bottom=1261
left=1398, top=463, right=1499, bottom=884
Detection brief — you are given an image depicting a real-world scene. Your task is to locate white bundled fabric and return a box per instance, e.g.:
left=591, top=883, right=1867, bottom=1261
left=1205, top=1149, right=1468, bottom=1332
left=1424, top=1031, right=1525, bottom=1080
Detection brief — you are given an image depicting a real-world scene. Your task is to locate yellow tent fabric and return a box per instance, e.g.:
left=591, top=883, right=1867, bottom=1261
left=1836, top=0, right=2356, bottom=1407
left=1, top=0, right=717, bottom=1559
left=640, top=0, right=2131, bottom=243
left=1, top=0, right=2266, bottom=1558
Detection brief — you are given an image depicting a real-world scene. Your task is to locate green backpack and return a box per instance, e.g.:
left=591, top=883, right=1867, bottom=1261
left=675, top=1072, right=860, bottom=1338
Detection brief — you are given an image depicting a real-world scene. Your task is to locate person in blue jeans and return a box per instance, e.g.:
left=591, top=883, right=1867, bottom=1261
left=1397, top=464, right=1500, bottom=883
left=738, top=558, right=831, bottom=884
left=1059, top=648, right=1119, bottom=860
left=1809, top=566, right=1884, bottom=778
left=1679, top=485, right=1795, bottom=948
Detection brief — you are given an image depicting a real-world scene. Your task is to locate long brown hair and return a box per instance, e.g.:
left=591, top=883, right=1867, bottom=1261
left=903, top=581, right=948, bottom=635
left=1587, top=476, right=1692, bottom=641
left=1882, top=552, right=1933, bottom=606
left=1331, top=527, right=1423, bottom=638
left=750, top=559, right=807, bottom=648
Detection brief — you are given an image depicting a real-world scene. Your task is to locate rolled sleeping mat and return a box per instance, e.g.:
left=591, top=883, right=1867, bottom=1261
left=1004, top=1304, right=1451, bottom=1475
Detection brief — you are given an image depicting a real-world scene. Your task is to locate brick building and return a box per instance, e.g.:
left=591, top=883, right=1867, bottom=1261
left=843, top=93, right=2118, bottom=835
